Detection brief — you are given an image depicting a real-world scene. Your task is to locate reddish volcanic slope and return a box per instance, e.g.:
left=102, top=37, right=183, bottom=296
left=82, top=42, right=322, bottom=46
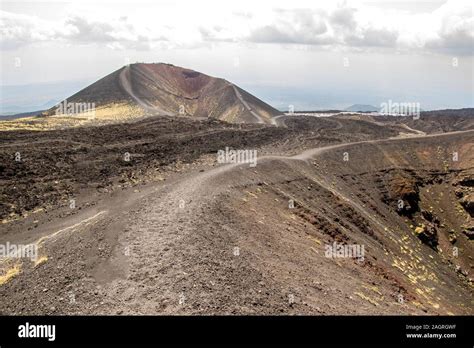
left=54, top=63, right=282, bottom=124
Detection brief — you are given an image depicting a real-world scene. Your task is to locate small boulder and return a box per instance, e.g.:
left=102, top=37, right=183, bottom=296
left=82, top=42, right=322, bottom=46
left=460, top=193, right=474, bottom=217
left=414, top=223, right=438, bottom=249
left=461, top=223, right=474, bottom=240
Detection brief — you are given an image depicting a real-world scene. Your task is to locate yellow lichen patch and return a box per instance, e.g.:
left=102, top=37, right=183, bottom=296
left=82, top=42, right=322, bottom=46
left=414, top=225, right=425, bottom=235
left=307, top=235, right=321, bottom=245
left=391, top=251, right=438, bottom=291
left=392, top=259, right=404, bottom=272
left=0, top=103, right=145, bottom=131
left=355, top=291, right=379, bottom=306
left=415, top=286, right=436, bottom=302
left=34, top=255, right=48, bottom=267
left=245, top=191, right=258, bottom=199
left=412, top=301, right=424, bottom=308
left=407, top=274, right=418, bottom=284
left=363, top=284, right=383, bottom=297
left=0, top=264, right=21, bottom=285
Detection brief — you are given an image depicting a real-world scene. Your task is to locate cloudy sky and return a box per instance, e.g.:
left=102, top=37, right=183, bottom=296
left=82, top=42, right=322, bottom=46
left=1, top=0, right=473, bottom=113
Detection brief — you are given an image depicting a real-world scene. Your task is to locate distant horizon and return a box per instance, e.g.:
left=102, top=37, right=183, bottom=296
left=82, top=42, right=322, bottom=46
left=1, top=61, right=473, bottom=116
left=2, top=73, right=473, bottom=118
left=1, top=0, right=473, bottom=114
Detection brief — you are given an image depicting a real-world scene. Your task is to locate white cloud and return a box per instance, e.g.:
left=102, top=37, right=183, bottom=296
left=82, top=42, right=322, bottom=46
left=0, top=10, right=62, bottom=49
left=0, top=0, right=472, bottom=54
left=248, top=9, right=333, bottom=45
left=345, top=27, right=398, bottom=47
left=330, top=6, right=357, bottom=31
left=425, top=1, right=474, bottom=54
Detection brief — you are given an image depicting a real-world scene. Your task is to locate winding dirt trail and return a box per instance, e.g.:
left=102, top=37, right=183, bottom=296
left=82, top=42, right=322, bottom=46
left=97, top=129, right=473, bottom=313
left=119, top=65, right=173, bottom=116
left=271, top=113, right=342, bottom=127
left=232, top=85, right=265, bottom=124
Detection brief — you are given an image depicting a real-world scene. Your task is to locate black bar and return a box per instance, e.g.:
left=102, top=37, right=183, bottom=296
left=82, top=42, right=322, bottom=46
left=0, top=315, right=472, bottom=346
